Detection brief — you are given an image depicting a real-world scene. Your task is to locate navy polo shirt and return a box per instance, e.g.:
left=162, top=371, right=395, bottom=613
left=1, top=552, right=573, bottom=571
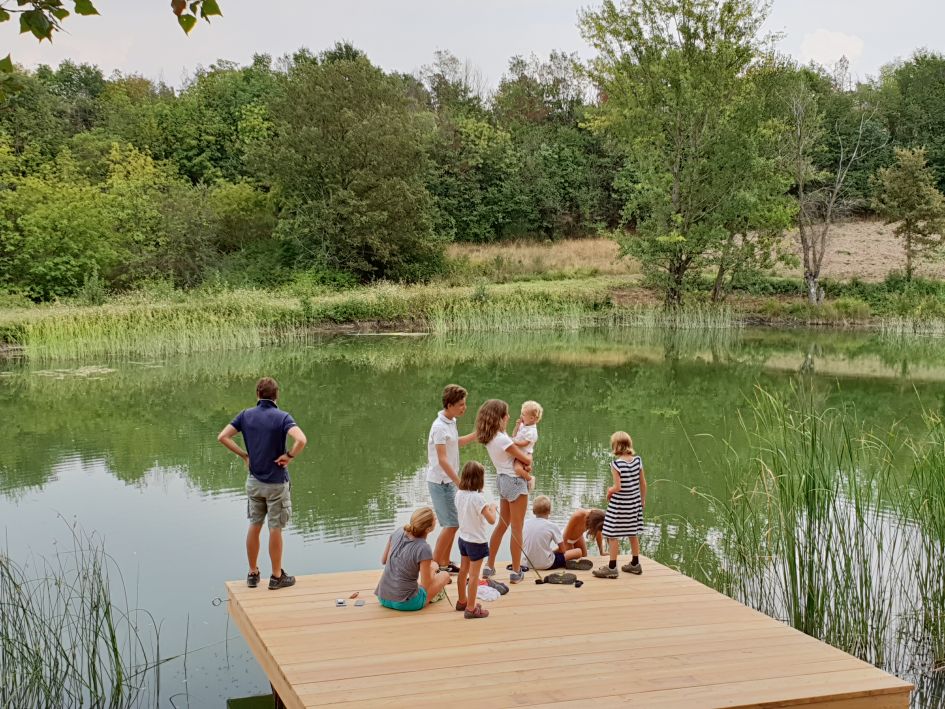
left=231, top=400, right=297, bottom=484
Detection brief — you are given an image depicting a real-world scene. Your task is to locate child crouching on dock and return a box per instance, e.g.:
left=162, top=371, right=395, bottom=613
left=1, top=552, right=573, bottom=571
left=455, top=462, right=497, bottom=619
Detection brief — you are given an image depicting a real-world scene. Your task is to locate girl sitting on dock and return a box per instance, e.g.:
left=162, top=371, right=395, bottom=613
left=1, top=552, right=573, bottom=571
left=375, top=507, right=452, bottom=611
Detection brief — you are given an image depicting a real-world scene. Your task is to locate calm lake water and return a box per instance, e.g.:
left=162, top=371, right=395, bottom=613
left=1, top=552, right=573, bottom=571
left=1, top=327, right=943, bottom=706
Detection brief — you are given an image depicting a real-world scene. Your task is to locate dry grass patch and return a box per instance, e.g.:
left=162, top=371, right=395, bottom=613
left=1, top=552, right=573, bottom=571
left=447, top=237, right=637, bottom=277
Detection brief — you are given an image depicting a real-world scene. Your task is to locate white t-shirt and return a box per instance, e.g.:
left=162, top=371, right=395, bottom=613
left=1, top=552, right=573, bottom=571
left=426, top=411, right=459, bottom=484
left=522, top=517, right=562, bottom=571
left=516, top=424, right=538, bottom=455
left=486, top=431, right=516, bottom=477
left=455, top=490, right=490, bottom=543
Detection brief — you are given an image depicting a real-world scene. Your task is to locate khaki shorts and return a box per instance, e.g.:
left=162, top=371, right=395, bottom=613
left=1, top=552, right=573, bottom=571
left=246, top=476, right=292, bottom=529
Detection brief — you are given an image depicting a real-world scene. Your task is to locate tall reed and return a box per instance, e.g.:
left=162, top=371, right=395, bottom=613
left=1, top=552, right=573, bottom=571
left=0, top=527, right=159, bottom=707
left=661, top=388, right=945, bottom=706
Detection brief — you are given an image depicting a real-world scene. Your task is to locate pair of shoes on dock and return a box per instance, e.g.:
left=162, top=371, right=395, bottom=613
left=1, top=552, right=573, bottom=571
left=565, top=558, right=594, bottom=571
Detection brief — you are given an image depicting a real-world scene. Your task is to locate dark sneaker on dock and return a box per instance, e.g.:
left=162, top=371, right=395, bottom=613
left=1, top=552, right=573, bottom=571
left=438, top=562, right=461, bottom=574
left=269, top=570, right=296, bottom=590
left=566, top=559, right=594, bottom=571
left=247, top=570, right=260, bottom=588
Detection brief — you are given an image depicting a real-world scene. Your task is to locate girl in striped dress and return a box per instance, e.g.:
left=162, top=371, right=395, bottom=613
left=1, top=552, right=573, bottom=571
left=593, top=431, right=647, bottom=579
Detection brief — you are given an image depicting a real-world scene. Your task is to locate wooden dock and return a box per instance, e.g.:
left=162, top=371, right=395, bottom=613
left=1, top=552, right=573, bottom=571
left=225, top=557, right=912, bottom=708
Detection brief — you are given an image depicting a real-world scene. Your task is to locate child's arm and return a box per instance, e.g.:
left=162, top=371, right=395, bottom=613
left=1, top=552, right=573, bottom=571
left=596, top=531, right=604, bottom=555
left=506, top=443, right=532, bottom=472
left=481, top=502, right=497, bottom=525
left=419, top=558, right=438, bottom=588
left=380, top=536, right=392, bottom=565
left=640, top=466, right=647, bottom=508
left=435, top=443, right=460, bottom=485
left=606, top=462, right=621, bottom=500
left=458, top=431, right=477, bottom=447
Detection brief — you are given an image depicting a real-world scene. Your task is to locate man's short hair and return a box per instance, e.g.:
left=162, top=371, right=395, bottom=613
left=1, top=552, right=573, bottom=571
left=532, top=495, right=552, bottom=516
left=256, top=377, right=279, bottom=400
left=442, top=384, right=467, bottom=409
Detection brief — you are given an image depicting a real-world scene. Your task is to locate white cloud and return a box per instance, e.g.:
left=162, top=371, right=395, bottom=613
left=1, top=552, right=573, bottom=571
left=799, top=28, right=865, bottom=68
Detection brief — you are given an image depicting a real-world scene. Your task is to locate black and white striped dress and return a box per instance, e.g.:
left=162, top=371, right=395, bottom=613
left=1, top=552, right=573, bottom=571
left=602, top=456, right=644, bottom=538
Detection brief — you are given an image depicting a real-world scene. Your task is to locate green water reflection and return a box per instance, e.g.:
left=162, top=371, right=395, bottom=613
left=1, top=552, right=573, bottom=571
left=1, top=327, right=943, bottom=706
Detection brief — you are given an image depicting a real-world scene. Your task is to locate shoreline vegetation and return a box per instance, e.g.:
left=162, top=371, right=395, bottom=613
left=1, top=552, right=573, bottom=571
left=6, top=264, right=945, bottom=359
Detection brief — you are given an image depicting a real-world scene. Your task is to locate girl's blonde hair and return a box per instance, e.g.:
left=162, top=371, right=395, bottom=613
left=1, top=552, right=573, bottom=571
left=403, top=507, right=436, bottom=537
left=458, top=461, right=485, bottom=492
left=475, top=399, right=509, bottom=444
left=521, top=400, right=543, bottom=422
left=611, top=431, right=635, bottom=456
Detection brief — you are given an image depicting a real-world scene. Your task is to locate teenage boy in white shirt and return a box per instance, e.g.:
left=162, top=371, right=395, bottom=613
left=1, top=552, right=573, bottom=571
left=426, top=384, right=477, bottom=571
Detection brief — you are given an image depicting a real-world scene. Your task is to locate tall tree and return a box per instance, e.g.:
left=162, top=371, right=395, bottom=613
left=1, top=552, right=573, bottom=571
left=258, top=48, right=443, bottom=282
left=581, top=0, right=792, bottom=306
left=872, top=148, right=945, bottom=280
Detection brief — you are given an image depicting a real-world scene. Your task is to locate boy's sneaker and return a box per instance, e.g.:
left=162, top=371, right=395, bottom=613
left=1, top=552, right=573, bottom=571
left=268, top=570, right=296, bottom=590
left=622, top=561, right=643, bottom=575
left=429, top=588, right=448, bottom=604
left=592, top=565, right=618, bottom=579
left=247, top=570, right=260, bottom=588
left=509, top=571, right=526, bottom=584
left=482, top=565, right=496, bottom=578
left=566, top=559, right=594, bottom=571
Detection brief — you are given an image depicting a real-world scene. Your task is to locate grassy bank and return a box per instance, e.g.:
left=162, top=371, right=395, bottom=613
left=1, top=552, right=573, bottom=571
left=7, top=264, right=945, bottom=360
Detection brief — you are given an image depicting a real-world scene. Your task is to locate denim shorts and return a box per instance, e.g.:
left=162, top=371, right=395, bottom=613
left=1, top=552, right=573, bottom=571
left=378, top=587, right=427, bottom=611
left=497, top=474, right=528, bottom=502
left=458, top=537, right=489, bottom=562
left=246, top=476, right=292, bottom=529
left=428, top=481, right=459, bottom=528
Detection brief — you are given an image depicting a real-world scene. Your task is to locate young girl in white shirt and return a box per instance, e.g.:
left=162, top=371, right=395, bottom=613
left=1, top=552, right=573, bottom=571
left=455, top=461, right=497, bottom=618
left=476, top=399, right=533, bottom=584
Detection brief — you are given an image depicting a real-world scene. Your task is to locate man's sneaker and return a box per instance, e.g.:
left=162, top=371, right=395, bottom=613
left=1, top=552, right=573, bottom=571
left=247, top=570, right=260, bottom=588
left=268, top=569, right=296, bottom=590
left=622, top=561, right=643, bottom=575
left=482, top=565, right=496, bottom=578
left=438, top=562, right=461, bottom=574
left=566, top=559, right=594, bottom=571
left=509, top=571, right=526, bottom=584
left=592, top=565, right=618, bottom=579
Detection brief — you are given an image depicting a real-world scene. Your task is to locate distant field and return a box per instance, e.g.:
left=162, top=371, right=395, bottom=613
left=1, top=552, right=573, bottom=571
left=448, top=220, right=943, bottom=283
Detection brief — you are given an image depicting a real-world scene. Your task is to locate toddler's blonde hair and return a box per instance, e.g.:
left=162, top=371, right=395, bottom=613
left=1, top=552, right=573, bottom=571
left=522, top=400, right=543, bottom=422
left=610, top=431, right=635, bottom=456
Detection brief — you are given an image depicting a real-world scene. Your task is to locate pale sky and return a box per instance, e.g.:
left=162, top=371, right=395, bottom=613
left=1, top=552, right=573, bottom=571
left=5, top=0, right=944, bottom=88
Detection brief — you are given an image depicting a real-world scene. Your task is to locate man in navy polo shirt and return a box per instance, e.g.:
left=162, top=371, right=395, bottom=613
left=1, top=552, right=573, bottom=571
left=218, top=377, right=307, bottom=590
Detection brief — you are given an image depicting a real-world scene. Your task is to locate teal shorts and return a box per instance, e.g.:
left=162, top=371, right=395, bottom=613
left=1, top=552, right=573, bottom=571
left=378, top=587, right=427, bottom=611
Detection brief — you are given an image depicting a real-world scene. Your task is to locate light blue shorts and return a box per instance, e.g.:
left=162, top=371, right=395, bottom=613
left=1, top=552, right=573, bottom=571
left=497, top=474, right=528, bottom=502
left=378, top=587, right=427, bottom=611
left=428, top=481, right=459, bottom=528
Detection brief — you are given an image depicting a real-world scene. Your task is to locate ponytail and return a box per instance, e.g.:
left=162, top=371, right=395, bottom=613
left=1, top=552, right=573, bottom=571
left=404, top=507, right=435, bottom=537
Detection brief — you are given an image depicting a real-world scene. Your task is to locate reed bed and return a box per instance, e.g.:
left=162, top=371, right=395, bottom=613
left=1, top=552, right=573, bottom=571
left=662, top=388, right=945, bottom=706
left=0, top=527, right=160, bottom=707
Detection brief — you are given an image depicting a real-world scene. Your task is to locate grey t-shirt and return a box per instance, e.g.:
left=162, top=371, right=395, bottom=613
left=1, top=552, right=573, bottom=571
left=375, top=527, right=434, bottom=602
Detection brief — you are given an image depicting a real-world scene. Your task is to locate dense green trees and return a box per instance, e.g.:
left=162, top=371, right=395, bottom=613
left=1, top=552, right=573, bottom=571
left=3, top=7, right=945, bottom=304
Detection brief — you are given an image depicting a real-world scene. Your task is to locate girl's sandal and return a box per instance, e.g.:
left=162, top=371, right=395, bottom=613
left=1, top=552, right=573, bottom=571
left=463, top=603, right=489, bottom=619
left=454, top=600, right=467, bottom=612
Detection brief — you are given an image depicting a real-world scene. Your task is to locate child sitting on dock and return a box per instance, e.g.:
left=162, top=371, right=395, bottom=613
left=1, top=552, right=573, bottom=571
left=593, top=431, right=647, bottom=579
left=454, top=462, right=497, bottom=619
left=512, top=401, right=542, bottom=491
left=375, top=507, right=452, bottom=611
left=562, top=507, right=606, bottom=558
left=522, top=496, right=594, bottom=571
